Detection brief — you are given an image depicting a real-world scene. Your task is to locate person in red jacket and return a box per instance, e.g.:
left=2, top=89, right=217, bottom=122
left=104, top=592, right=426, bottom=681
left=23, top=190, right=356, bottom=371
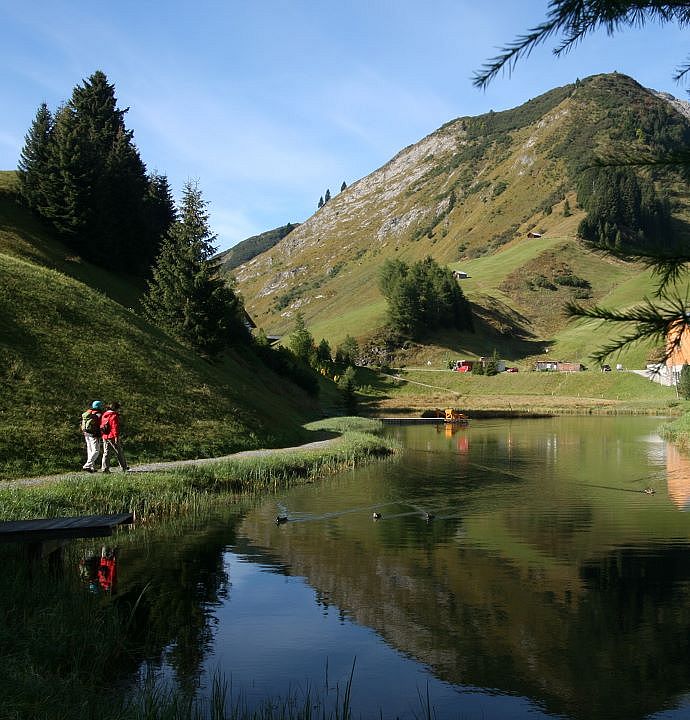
left=100, top=402, right=130, bottom=473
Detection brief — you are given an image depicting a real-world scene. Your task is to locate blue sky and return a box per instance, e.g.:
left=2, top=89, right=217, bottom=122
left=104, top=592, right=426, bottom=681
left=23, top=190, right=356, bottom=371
left=1, top=1, right=688, bottom=252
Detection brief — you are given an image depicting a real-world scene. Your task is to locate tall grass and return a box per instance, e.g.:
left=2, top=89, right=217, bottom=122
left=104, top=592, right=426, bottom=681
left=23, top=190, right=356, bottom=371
left=0, top=424, right=397, bottom=521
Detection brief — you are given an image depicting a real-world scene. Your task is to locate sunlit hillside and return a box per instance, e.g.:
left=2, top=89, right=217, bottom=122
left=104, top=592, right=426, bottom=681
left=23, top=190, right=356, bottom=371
left=230, top=73, right=690, bottom=369
left=0, top=172, right=324, bottom=478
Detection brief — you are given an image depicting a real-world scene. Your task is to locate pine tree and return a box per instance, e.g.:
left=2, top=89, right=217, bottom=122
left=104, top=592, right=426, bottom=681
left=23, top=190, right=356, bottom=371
left=340, top=181, right=347, bottom=192
left=324, top=188, right=331, bottom=203
left=143, top=180, right=247, bottom=356
left=18, top=103, right=54, bottom=213
left=318, top=196, right=324, bottom=209
left=316, top=338, right=332, bottom=366
left=141, top=172, right=177, bottom=274
left=289, top=312, right=315, bottom=364
left=26, top=71, right=154, bottom=272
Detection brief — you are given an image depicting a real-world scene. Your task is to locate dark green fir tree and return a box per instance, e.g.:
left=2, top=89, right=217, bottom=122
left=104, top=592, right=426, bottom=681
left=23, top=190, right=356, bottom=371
left=18, top=102, right=54, bottom=214
left=142, top=180, right=247, bottom=357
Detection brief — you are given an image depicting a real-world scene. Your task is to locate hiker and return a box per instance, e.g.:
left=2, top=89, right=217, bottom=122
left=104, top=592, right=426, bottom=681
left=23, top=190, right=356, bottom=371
left=81, top=400, right=104, bottom=473
left=100, top=402, right=130, bottom=473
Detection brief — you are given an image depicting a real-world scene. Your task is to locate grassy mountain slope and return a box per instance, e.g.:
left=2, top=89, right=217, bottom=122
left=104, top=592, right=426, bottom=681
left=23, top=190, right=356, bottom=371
left=216, top=223, right=300, bottom=272
left=0, top=172, right=325, bottom=479
left=231, top=73, right=690, bottom=368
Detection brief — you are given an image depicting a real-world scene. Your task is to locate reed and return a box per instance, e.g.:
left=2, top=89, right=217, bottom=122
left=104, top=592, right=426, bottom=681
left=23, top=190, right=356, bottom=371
left=0, top=431, right=398, bottom=522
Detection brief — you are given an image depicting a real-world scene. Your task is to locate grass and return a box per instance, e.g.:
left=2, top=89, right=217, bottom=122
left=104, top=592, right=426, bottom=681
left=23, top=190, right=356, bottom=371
left=0, top=418, right=397, bottom=521
left=659, top=413, right=690, bottom=448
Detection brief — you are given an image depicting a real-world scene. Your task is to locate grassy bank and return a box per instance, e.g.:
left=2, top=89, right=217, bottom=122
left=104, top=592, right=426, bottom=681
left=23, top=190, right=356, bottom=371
left=0, top=418, right=396, bottom=521
left=659, top=414, right=690, bottom=448
left=0, top=418, right=397, bottom=720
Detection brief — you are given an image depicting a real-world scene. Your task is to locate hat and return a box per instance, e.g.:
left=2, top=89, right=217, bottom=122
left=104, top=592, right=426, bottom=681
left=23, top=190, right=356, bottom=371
left=92, top=400, right=104, bottom=410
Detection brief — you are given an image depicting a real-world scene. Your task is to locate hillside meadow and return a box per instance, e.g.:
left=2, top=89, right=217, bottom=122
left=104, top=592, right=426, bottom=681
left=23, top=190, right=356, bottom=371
left=0, top=172, right=339, bottom=479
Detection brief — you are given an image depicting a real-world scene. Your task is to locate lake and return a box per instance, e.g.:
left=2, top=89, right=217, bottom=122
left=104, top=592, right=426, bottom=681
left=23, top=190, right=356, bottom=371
left=121, top=416, right=690, bottom=719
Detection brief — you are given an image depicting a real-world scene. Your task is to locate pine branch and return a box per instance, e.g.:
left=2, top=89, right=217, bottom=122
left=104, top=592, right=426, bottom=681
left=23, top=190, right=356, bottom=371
left=565, top=291, right=690, bottom=363
left=473, top=1, right=690, bottom=89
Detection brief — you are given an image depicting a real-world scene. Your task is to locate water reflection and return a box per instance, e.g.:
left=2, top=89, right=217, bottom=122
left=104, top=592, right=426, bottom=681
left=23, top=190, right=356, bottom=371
left=225, top=417, right=690, bottom=719
left=78, top=546, right=118, bottom=595
left=666, top=443, right=690, bottom=510
left=120, top=418, right=690, bottom=719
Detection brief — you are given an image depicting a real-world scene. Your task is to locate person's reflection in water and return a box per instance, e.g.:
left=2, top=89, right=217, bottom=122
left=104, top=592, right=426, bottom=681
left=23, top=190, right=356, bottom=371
left=97, top=546, right=118, bottom=594
left=78, top=547, right=118, bottom=595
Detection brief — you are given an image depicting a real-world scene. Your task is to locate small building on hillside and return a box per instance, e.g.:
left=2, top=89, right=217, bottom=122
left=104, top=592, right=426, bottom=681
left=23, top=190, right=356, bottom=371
left=527, top=231, right=543, bottom=239
left=452, top=270, right=470, bottom=279
left=534, top=360, right=583, bottom=372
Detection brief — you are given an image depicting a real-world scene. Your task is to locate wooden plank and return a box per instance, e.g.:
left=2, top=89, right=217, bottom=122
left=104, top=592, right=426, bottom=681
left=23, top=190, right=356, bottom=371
left=0, top=513, right=134, bottom=544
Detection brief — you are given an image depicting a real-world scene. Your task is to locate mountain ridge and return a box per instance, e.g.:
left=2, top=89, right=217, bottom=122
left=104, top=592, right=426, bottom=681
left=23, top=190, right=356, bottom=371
left=230, top=72, right=690, bottom=366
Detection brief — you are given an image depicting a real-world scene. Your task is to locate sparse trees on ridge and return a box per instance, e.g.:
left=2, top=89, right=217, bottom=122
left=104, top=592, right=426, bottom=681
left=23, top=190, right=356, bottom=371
left=142, top=180, right=248, bottom=357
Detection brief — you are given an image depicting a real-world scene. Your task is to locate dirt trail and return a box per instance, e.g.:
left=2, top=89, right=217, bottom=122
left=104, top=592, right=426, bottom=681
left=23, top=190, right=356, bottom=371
left=3, top=438, right=339, bottom=489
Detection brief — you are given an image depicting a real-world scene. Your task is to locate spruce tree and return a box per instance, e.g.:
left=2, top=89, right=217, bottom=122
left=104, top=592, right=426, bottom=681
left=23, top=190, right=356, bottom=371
left=324, top=188, right=331, bottom=203
left=143, top=180, right=247, bottom=356
left=18, top=103, right=54, bottom=213
left=340, top=181, right=347, bottom=192
left=27, top=71, right=153, bottom=272
left=141, top=172, right=177, bottom=274
left=289, top=312, right=315, bottom=364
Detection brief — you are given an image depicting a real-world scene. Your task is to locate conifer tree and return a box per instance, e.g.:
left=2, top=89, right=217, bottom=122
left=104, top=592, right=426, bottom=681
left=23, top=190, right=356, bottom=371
left=324, top=188, right=331, bottom=203
left=22, top=71, right=154, bottom=272
left=318, top=196, right=324, bottom=209
left=18, top=103, right=54, bottom=213
left=340, top=181, right=347, bottom=192
left=143, top=180, right=247, bottom=357
left=142, top=172, right=177, bottom=273
left=289, top=312, right=315, bottom=364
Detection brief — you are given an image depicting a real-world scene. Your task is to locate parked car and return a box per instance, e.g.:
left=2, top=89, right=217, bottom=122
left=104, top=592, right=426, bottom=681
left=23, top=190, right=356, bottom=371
left=506, top=367, right=519, bottom=373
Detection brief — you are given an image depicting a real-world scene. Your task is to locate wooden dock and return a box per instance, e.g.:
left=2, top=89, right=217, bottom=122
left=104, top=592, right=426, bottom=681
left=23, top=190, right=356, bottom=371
left=0, top=513, right=134, bottom=566
left=0, top=513, right=134, bottom=544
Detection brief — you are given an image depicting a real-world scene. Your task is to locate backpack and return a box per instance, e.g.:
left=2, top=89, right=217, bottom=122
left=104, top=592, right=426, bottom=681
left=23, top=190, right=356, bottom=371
left=100, top=412, right=112, bottom=436
left=81, top=410, right=99, bottom=435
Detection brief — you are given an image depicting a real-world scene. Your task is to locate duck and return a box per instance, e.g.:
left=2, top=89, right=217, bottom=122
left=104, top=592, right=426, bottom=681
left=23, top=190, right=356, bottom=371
left=276, top=515, right=289, bottom=524
left=642, top=487, right=656, bottom=495
left=425, top=512, right=435, bottom=522
left=372, top=512, right=382, bottom=520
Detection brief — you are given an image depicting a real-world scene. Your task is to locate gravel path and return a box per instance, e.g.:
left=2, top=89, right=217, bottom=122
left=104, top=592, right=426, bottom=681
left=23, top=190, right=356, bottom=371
left=3, top=438, right=339, bottom=489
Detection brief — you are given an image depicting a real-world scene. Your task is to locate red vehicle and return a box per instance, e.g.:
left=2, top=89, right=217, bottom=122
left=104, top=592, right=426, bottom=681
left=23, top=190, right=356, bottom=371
left=506, top=367, right=519, bottom=373
left=453, top=360, right=474, bottom=373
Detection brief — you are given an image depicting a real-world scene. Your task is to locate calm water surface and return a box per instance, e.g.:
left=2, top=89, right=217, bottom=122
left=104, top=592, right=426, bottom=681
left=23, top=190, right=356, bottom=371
left=128, top=416, right=690, bottom=719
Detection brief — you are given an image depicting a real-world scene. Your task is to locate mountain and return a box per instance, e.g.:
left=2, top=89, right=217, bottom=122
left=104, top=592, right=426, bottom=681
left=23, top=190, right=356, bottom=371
left=230, top=73, right=690, bottom=367
left=216, top=223, right=300, bottom=272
